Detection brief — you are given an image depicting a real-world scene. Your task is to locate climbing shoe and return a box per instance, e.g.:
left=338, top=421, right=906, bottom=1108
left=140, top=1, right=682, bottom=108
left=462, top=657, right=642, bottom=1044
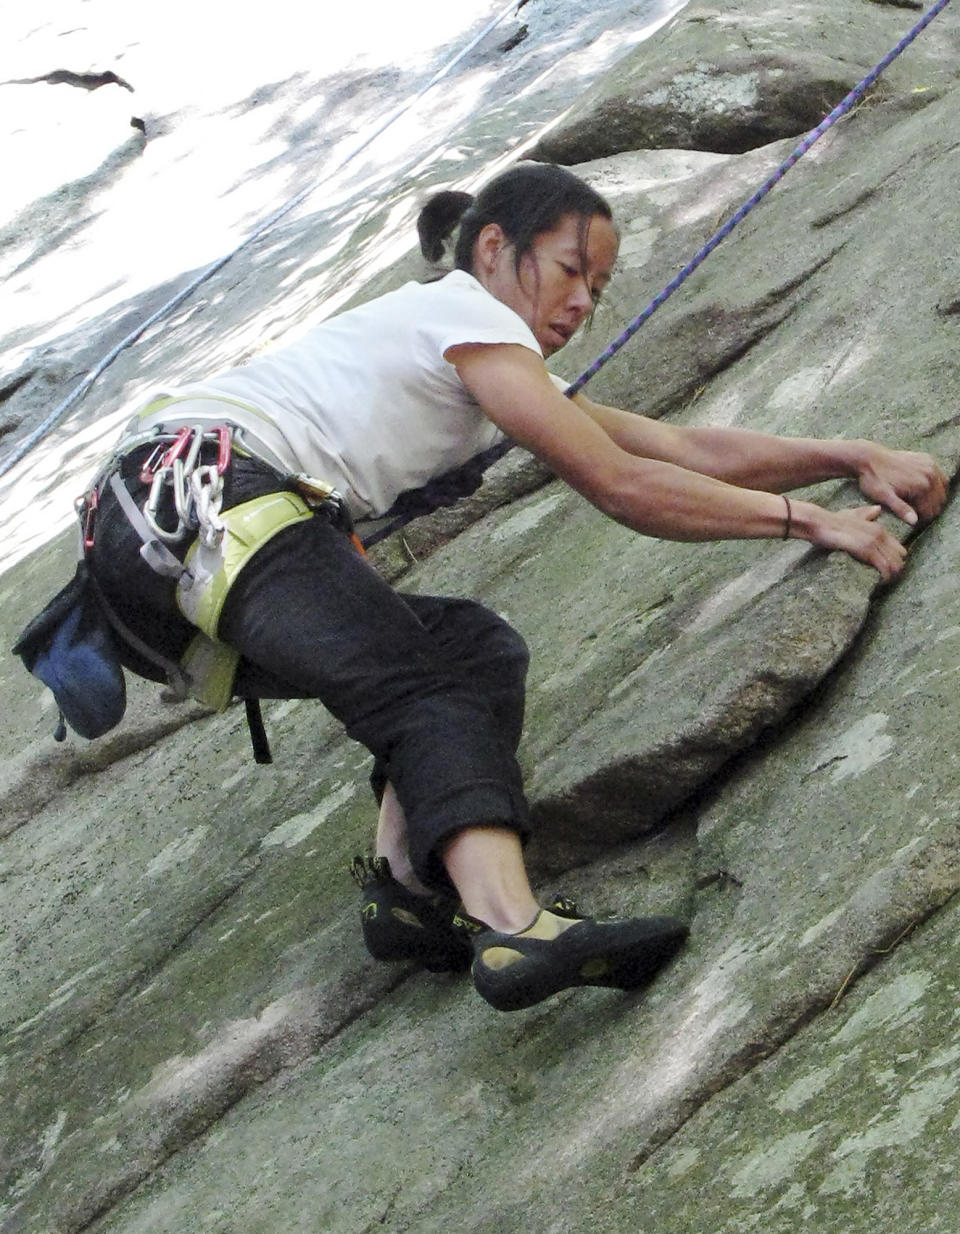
left=350, top=856, right=472, bottom=974
left=457, top=896, right=689, bottom=1012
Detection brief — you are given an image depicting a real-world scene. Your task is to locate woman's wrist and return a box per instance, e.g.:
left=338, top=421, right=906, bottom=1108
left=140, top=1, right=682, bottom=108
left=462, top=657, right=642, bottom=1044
left=826, top=437, right=872, bottom=479
left=779, top=496, right=826, bottom=544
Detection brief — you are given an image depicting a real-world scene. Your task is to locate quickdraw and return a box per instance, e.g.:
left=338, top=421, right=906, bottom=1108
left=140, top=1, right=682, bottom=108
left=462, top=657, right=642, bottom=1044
left=140, top=424, right=232, bottom=547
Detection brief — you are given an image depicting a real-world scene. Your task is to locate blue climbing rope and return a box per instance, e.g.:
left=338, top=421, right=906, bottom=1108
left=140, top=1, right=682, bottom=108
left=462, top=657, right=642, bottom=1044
left=0, top=0, right=522, bottom=481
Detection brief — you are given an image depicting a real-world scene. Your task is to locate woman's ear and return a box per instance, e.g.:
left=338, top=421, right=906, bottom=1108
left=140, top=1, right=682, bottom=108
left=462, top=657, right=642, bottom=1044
left=473, top=223, right=508, bottom=275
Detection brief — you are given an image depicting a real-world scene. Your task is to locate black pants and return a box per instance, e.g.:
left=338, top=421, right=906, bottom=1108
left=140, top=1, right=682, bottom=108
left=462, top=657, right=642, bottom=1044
left=92, top=450, right=531, bottom=889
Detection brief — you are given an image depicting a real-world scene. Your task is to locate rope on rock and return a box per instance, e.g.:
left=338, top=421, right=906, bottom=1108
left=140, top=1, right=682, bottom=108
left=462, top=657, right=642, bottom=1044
left=0, top=0, right=522, bottom=481
left=361, top=0, right=953, bottom=547
left=565, top=0, right=954, bottom=395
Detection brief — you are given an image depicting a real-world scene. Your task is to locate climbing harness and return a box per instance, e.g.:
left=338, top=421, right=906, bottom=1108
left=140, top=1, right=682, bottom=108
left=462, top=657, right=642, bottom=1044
left=9, top=0, right=955, bottom=756
left=16, top=411, right=358, bottom=761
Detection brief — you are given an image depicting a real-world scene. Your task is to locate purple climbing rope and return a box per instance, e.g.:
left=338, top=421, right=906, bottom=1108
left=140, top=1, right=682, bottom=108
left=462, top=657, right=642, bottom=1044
left=563, top=0, right=953, bottom=396
left=363, top=0, right=955, bottom=548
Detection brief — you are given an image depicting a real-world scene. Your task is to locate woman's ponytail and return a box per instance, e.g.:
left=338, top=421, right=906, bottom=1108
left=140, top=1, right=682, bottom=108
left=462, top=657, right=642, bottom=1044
left=417, top=164, right=613, bottom=278
left=416, top=190, right=474, bottom=263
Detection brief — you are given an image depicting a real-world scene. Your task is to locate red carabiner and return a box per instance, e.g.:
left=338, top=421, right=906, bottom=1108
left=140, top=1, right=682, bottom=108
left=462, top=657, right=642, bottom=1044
left=160, top=426, right=195, bottom=469
left=82, top=487, right=99, bottom=553
left=215, top=424, right=232, bottom=474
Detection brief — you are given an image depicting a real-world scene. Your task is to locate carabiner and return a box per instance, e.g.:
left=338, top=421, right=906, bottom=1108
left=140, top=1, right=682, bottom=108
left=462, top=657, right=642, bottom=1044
left=81, top=487, right=99, bottom=553
left=192, top=466, right=226, bottom=548
left=160, top=426, right=196, bottom=471
left=144, top=468, right=188, bottom=543
left=138, top=440, right=168, bottom=485
left=214, top=424, right=232, bottom=474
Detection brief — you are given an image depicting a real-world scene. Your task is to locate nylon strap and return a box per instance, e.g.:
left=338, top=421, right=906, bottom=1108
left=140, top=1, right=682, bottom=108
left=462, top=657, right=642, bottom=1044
left=176, top=490, right=314, bottom=638
left=108, top=472, right=189, bottom=580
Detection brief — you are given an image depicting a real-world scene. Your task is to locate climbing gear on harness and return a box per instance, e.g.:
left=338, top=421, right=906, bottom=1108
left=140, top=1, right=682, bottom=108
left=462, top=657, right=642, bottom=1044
left=456, top=897, right=689, bottom=1012
left=350, top=855, right=472, bottom=974
left=139, top=423, right=232, bottom=547
left=16, top=416, right=356, bottom=759
left=97, top=429, right=347, bottom=756
left=176, top=489, right=314, bottom=637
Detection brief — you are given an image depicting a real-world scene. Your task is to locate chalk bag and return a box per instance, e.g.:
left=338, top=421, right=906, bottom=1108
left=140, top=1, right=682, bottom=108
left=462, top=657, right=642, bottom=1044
left=12, top=561, right=126, bottom=741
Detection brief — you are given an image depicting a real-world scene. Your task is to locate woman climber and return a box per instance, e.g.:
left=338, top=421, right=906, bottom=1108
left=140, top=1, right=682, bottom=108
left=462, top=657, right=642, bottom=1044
left=85, top=162, right=947, bottom=1012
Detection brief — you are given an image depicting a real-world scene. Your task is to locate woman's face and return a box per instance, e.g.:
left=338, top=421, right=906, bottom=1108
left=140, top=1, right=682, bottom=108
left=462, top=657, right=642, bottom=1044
left=474, top=212, right=619, bottom=356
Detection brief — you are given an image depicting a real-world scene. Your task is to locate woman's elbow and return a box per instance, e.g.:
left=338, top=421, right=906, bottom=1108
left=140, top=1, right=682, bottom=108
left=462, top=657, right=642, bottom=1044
left=578, top=466, right=642, bottom=528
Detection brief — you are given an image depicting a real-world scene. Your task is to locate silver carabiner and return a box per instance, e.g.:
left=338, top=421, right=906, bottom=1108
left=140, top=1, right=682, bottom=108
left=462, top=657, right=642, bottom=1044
left=171, top=428, right=205, bottom=530
left=192, top=465, right=226, bottom=548
left=143, top=467, right=189, bottom=543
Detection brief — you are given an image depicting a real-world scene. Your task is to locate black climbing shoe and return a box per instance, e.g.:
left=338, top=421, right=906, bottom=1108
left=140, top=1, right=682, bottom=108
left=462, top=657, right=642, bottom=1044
left=350, top=856, right=472, bottom=974
left=456, top=896, right=689, bottom=1012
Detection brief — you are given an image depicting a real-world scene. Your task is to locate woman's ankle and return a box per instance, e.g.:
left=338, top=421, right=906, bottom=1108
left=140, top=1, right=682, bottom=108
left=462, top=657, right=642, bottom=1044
left=377, top=850, right=431, bottom=897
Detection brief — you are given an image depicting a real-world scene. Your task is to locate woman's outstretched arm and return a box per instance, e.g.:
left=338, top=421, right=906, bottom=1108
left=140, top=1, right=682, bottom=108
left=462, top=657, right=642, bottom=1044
left=574, top=390, right=948, bottom=525
left=449, top=343, right=946, bottom=581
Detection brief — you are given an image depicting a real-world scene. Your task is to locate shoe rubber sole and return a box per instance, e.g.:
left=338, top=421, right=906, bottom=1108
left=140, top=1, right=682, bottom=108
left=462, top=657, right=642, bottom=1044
left=471, top=915, right=689, bottom=1012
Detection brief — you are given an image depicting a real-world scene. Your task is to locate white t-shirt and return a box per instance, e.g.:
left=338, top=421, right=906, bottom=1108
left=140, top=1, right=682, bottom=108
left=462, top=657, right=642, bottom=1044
left=131, top=271, right=547, bottom=519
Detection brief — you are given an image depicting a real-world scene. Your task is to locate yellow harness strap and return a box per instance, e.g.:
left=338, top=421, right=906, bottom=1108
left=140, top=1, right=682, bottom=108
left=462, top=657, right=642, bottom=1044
left=175, top=490, right=314, bottom=710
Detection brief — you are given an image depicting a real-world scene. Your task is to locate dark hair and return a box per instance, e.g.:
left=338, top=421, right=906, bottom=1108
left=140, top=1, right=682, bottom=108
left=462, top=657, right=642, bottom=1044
left=416, top=163, right=614, bottom=277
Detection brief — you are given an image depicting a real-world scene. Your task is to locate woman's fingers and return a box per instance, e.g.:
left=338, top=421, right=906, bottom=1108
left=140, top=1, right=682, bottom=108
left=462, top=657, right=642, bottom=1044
left=810, top=504, right=907, bottom=581
left=857, top=447, right=949, bottom=524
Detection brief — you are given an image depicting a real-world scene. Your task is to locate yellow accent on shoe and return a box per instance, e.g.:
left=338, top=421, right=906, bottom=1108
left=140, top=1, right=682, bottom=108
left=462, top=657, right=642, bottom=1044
left=515, top=908, right=580, bottom=942
left=478, top=945, right=525, bottom=971
left=477, top=909, right=582, bottom=970
left=391, top=907, right=426, bottom=930
left=579, top=957, right=611, bottom=979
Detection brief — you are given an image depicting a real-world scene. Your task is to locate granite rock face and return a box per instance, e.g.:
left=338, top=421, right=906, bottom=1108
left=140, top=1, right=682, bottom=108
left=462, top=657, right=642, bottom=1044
left=3, top=2, right=960, bottom=1232
left=529, top=0, right=960, bottom=161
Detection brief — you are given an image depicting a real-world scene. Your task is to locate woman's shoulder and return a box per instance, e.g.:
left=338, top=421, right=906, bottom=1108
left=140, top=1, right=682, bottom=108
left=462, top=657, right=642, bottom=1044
left=414, top=270, right=531, bottom=327
left=344, top=270, right=512, bottom=324
left=324, top=270, right=541, bottom=358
